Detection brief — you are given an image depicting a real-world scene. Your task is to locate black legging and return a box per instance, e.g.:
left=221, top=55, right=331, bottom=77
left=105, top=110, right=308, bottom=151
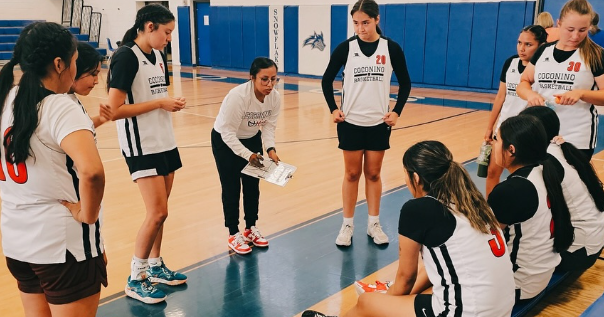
left=211, top=129, right=263, bottom=235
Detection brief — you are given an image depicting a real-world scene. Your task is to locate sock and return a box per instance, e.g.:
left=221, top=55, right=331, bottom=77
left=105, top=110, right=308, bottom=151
left=342, top=217, right=354, bottom=227
left=368, top=215, right=380, bottom=227
left=228, top=226, right=239, bottom=236
left=148, top=257, right=162, bottom=268
left=131, top=256, right=149, bottom=281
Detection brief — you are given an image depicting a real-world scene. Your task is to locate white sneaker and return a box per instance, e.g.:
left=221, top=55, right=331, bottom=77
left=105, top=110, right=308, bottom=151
left=336, top=224, right=354, bottom=246
left=367, top=222, right=389, bottom=245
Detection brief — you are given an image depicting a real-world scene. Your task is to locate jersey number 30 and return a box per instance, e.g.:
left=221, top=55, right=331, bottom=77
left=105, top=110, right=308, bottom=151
left=488, top=229, right=506, bottom=257
left=0, top=127, right=28, bottom=184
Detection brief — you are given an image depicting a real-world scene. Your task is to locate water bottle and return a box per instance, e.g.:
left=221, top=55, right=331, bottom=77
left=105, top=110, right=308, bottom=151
left=477, top=142, right=492, bottom=178
left=544, top=100, right=556, bottom=109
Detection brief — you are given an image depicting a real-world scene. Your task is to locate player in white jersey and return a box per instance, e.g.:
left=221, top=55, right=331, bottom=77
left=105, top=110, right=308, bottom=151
left=69, top=42, right=111, bottom=130
left=484, top=25, right=547, bottom=196
left=521, top=106, right=604, bottom=271
left=322, top=0, right=411, bottom=247
left=212, top=57, right=281, bottom=255
left=518, top=0, right=604, bottom=160
left=107, top=4, right=187, bottom=304
left=488, top=115, right=574, bottom=301
left=304, top=141, right=515, bottom=317
left=0, top=22, right=106, bottom=316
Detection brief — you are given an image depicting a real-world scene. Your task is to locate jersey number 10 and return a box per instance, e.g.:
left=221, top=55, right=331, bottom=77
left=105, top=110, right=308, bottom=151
left=0, top=127, right=28, bottom=184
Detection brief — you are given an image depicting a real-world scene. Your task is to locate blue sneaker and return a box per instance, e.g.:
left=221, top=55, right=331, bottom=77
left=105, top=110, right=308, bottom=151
left=147, top=260, right=187, bottom=286
left=125, top=276, right=166, bottom=304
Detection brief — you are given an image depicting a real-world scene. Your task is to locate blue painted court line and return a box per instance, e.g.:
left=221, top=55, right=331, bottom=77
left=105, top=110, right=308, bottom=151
left=97, top=162, right=482, bottom=317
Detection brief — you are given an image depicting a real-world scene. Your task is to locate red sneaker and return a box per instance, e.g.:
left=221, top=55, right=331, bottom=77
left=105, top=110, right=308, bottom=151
left=354, top=280, right=393, bottom=295
left=228, top=232, right=252, bottom=255
left=243, top=226, right=269, bottom=247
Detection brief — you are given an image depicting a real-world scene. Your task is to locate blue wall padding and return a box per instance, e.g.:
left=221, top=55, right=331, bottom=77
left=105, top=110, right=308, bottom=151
left=210, top=6, right=220, bottom=67
left=219, top=7, right=232, bottom=67
left=423, top=3, right=449, bottom=85
left=177, top=6, right=192, bottom=66
left=492, top=1, right=526, bottom=89
left=384, top=4, right=405, bottom=83
left=242, top=7, right=257, bottom=69
left=229, top=6, right=244, bottom=69
left=445, top=3, right=473, bottom=87
left=524, top=1, right=535, bottom=26
left=404, top=3, right=427, bottom=83
left=331, top=5, right=348, bottom=78
left=468, top=2, right=499, bottom=89
left=206, top=2, right=545, bottom=91
left=255, top=7, right=269, bottom=59
left=284, top=6, right=299, bottom=74
left=331, top=5, right=348, bottom=54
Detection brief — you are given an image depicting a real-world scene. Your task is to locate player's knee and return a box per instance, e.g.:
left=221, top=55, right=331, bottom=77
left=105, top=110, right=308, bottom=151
left=365, top=172, right=380, bottom=182
left=356, top=293, right=372, bottom=312
left=345, top=170, right=362, bottom=182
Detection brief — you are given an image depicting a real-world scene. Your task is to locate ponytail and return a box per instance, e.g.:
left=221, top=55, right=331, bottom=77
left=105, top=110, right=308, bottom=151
left=2, top=22, right=76, bottom=164
left=519, top=106, right=604, bottom=212
left=403, top=140, right=500, bottom=234
left=541, top=154, right=574, bottom=252
left=431, top=160, right=500, bottom=234
left=120, top=25, right=139, bottom=48
left=559, top=142, right=604, bottom=211
left=0, top=59, right=17, bottom=114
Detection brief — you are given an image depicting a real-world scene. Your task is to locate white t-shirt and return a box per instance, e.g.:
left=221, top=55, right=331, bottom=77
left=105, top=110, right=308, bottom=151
left=341, top=37, right=393, bottom=127
left=213, top=81, right=281, bottom=160
left=0, top=88, right=104, bottom=263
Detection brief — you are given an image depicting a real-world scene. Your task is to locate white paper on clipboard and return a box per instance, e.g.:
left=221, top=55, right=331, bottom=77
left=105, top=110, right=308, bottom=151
left=241, top=160, right=296, bottom=187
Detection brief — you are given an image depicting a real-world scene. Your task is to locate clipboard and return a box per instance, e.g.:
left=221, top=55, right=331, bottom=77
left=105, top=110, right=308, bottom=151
left=241, top=159, right=296, bottom=187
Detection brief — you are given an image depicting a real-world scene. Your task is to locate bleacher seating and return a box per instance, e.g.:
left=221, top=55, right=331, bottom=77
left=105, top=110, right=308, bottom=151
left=0, top=20, right=106, bottom=61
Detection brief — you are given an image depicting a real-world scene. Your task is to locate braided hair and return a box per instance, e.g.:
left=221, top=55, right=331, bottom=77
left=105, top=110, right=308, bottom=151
left=121, top=4, right=175, bottom=44
left=0, top=22, right=77, bottom=164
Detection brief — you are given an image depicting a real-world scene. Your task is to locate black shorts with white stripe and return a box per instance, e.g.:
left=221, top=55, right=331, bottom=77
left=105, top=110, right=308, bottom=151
left=123, top=147, right=182, bottom=181
left=414, top=294, right=436, bottom=317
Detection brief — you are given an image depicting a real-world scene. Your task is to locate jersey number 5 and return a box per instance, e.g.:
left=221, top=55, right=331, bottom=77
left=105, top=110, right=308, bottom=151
left=0, top=127, right=28, bottom=184
left=488, top=229, right=506, bottom=257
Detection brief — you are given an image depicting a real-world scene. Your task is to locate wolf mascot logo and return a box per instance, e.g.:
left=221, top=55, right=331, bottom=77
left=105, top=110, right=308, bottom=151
left=303, top=31, right=326, bottom=51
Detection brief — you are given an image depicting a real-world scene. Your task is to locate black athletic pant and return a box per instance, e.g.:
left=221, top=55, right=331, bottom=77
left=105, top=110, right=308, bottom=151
left=211, top=129, right=263, bottom=235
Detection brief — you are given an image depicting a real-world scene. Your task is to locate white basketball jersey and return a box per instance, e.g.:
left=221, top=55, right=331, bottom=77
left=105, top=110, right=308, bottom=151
left=548, top=144, right=604, bottom=255
left=341, top=37, right=393, bottom=126
left=0, top=88, right=104, bottom=264
left=497, top=57, right=527, bottom=130
left=506, top=167, right=560, bottom=300
left=424, top=211, right=515, bottom=317
left=534, top=46, right=598, bottom=149
left=115, top=45, right=177, bottom=157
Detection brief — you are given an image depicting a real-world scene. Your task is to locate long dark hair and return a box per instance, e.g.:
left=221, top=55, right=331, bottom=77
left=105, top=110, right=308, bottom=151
left=520, top=106, right=604, bottom=211
left=351, top=0, right=383, bottom=35
left=403, top=140, right=500, bottom=234
left=75, top=42, right=103, bottom=80
left=121, top=4, right=175, bottom=45
left=499, top=115, right=574, bottom=252
left=0, top=22, right=77, bottom=164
